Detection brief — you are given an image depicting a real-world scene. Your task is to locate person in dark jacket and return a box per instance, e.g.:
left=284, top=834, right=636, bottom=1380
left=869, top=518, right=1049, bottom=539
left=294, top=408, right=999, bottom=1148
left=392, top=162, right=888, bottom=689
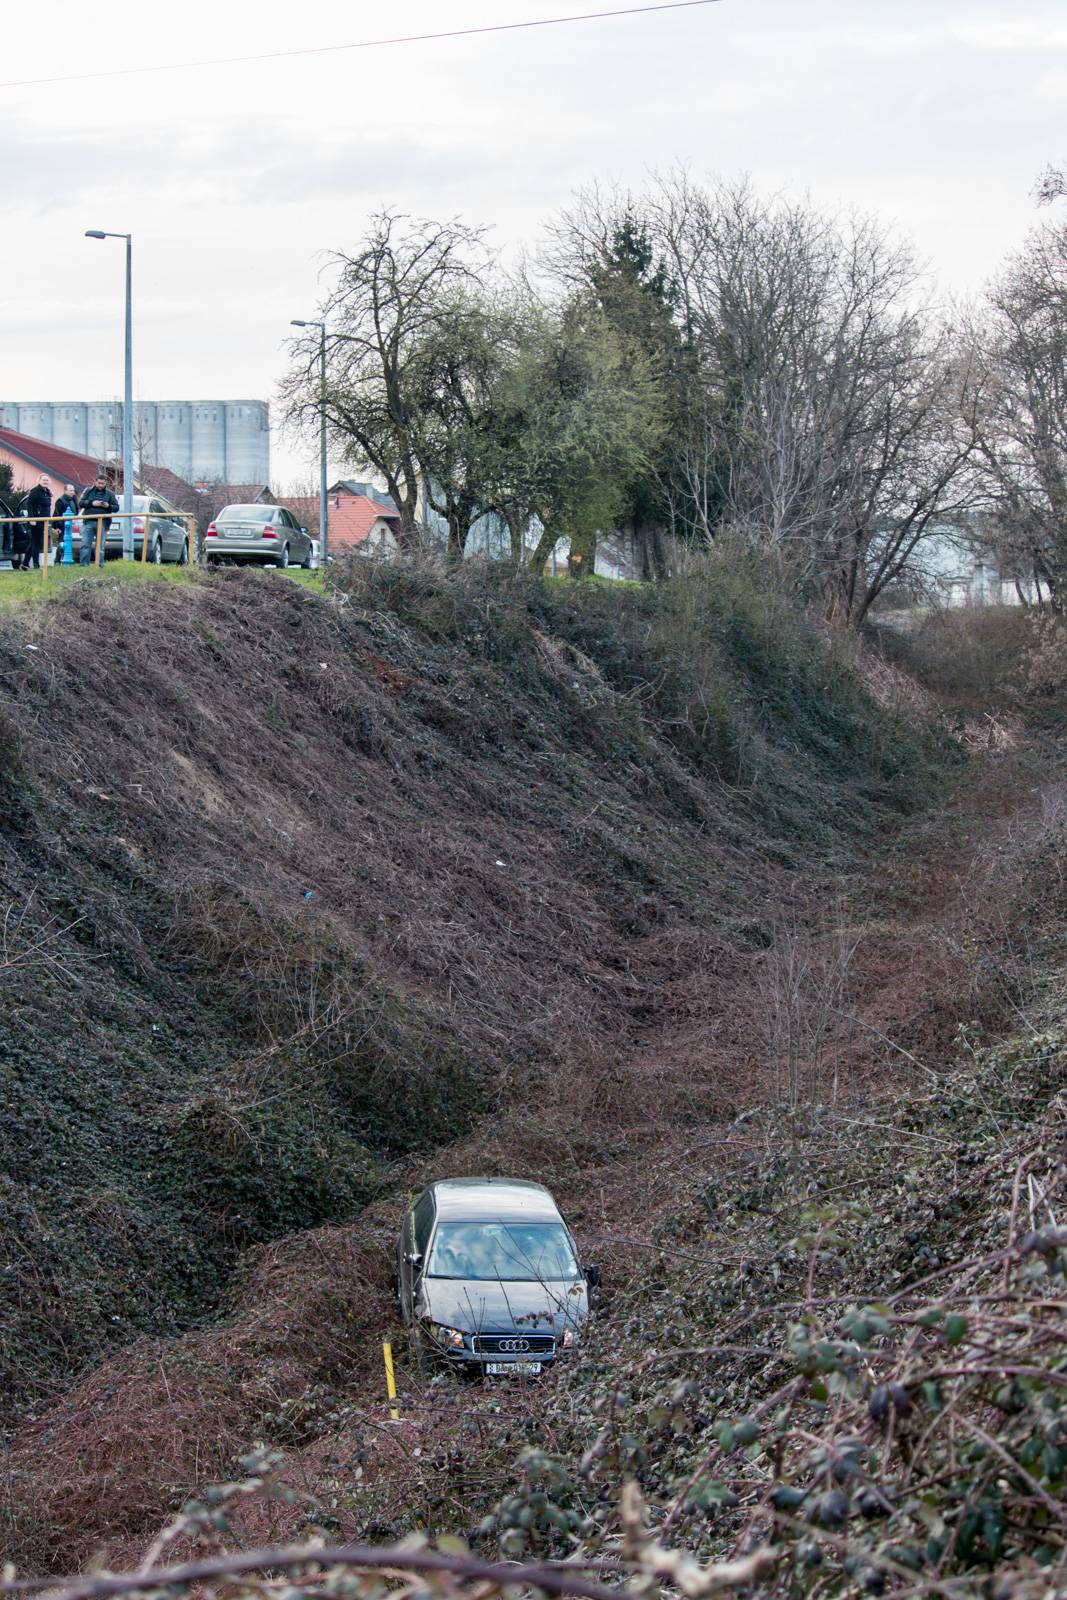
left=79, top=471, right=118, bottom=567
left=52, top=483, right=79, bottom=564
left=0, top=495, right=17, bottom=566
left=7, top=504, right=30, bottom=569
left=21, top=476, right=52, bottom=570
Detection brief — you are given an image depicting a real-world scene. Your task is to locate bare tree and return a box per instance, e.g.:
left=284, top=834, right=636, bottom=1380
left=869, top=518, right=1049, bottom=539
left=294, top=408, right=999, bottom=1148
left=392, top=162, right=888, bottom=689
left=970, top=219, right=1067, bottom=604
left=282, top=212, right=489, bottom=546
left=1034, top=162, right=1067, bottom=207
left=647, top=176, right=977, bottom=621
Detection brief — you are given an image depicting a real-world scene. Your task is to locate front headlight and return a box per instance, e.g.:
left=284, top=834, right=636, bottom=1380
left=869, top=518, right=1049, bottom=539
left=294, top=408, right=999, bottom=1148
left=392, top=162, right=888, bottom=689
left=432, top=1323, right=466, bottom=1349
left=561, top=1328, right=577, bottom=1350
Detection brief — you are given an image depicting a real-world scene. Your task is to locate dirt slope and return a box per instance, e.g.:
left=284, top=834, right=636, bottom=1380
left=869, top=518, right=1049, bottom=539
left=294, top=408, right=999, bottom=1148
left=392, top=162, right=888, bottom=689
left=0, top=560, right=944, bottom=1436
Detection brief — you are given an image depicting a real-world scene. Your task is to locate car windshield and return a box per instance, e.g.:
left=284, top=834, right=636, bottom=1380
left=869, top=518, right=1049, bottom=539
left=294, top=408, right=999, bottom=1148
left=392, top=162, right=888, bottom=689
left=218, top=505, right=274, bottom=521
left=426, top=1220, right=579, bottom=1281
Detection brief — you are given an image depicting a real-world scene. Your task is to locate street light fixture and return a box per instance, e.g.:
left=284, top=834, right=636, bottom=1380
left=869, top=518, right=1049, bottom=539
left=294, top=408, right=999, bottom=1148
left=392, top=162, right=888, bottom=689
left=291, top=319, right=328, bottom=568
left=86, top=229, right=133, bottom=556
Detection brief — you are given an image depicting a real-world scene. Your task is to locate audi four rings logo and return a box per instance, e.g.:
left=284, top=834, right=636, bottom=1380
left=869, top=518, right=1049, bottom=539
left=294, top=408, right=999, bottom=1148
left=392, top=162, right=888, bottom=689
left=498, top=1338, right=531, bottom=1352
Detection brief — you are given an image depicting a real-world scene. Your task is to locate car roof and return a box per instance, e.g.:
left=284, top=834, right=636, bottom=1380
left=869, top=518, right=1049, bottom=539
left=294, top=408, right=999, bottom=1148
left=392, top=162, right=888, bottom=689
left=428, top=1177, right=561, bottom=1221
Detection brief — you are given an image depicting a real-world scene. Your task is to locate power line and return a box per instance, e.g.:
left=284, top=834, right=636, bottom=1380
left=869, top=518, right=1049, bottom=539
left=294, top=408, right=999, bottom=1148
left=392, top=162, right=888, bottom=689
left=0, top=1, right=723, bottom=91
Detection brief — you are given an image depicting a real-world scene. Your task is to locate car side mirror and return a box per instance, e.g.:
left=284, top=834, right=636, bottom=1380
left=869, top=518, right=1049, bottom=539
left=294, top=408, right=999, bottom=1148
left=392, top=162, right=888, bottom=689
left=405, top=1251, right=424, bottom=1269
left=585, top=1263, right=601, bottom=1289
left=299, top=527, right=308, bottom=535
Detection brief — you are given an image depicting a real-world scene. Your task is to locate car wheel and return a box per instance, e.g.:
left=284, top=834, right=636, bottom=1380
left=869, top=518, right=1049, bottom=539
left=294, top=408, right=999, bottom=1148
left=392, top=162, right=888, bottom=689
left=178, top=539, right=189, bottom=566
left=277, top=543, right=290, bottom=569
left=151, top=537, right=163, bottom=565
left=301, top=545, right=313, bottom=569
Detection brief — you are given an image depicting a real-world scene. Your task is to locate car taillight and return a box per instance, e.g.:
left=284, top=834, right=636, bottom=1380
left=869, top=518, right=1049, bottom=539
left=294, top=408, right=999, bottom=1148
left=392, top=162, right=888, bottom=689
left=261, top=525, right=277, bottom=538
left=206, top=523, right=217, bottom=538
left=133, top=516, right=145, bottom=534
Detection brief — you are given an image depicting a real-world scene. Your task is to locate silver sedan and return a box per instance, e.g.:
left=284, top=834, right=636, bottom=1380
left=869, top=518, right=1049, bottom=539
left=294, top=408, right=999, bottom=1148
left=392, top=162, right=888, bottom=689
left=205, top=504, right=314, bottom=568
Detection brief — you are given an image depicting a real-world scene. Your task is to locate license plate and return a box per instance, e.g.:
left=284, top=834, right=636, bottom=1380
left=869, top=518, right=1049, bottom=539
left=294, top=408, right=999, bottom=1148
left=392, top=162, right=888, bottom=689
left=485, top=1360, right=542, bottom=1377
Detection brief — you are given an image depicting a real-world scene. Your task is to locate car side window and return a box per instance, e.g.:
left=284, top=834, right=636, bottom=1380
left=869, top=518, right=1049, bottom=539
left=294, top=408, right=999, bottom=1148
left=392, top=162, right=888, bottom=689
left=412, top=1192, right=435, bottom=1256
left=150, top=500, right=164, bottom=514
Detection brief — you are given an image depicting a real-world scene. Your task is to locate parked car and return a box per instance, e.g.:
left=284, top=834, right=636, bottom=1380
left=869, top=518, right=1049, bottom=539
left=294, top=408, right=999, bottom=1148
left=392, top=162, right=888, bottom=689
left=396, top=1178, right=598, bottom=1377
left=87, top=493, right=189, bottom=564
left=205, top=504, right=313, bottom=568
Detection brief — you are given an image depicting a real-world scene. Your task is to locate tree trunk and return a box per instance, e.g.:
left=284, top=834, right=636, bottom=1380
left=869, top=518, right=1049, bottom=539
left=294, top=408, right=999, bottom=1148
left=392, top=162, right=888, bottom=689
left=568, top=525, right=598, bottom=578
left=504, top=508, right=527, bottom=564
left=635, top=521, right=671, bottom=581
left=447, top=511, right=466, bottom=563
left=529, top=520, right=560, bottom=574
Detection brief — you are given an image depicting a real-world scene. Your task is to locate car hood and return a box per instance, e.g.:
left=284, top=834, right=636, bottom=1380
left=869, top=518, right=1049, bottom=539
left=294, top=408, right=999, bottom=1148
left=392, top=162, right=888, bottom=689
left=416, top=1276, right=588, bottom=1333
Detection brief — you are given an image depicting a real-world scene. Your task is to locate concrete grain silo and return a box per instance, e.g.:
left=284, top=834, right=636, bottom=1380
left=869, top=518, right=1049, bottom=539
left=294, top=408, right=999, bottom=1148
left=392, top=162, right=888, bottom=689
left=0, top=398, right=270, bottom=484
left=53, top=404, right=90, bottom=454
left=156, top=403, right=193, bottom=478
left=224, top=402, right=270, bottom=484
left=86, top=404, right=119, bottom=463
left=133, top=402, right=159, bottom=467
left=15, top=404, right=54, bottom=442
left=191, top=402, right=226, bottom=481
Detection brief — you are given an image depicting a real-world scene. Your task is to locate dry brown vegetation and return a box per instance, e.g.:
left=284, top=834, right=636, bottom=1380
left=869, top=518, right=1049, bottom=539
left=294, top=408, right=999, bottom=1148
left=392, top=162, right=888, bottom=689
left=4, top=566, right=1065, bottom=1595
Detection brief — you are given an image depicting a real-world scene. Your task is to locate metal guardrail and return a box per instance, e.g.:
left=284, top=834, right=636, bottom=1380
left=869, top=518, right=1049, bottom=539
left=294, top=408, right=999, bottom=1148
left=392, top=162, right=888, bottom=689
left=21, top=510, right=199, bottom=578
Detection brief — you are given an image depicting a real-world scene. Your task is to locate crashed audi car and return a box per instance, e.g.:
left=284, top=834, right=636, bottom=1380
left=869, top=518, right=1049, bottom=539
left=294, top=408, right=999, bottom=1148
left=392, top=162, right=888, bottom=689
left=395, top=1177, right=599, bottom=1376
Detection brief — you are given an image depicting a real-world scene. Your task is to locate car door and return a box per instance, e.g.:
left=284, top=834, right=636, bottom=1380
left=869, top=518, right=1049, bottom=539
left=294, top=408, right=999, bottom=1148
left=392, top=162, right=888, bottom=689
left=280, top=508, right=305, bottom=563
left=284, top=508, right=307, bottom=561
left=399, top=1189, right=435, bottom=1322
left=150, top=499, right=179, bottom=560
left=147, top=500, right=169, bottom=560
left=165, top=504, right=187, bottom=561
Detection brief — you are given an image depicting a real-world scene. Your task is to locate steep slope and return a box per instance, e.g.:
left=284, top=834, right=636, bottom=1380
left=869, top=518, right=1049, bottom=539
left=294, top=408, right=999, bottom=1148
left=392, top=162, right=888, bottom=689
left=0, top=560, right=946, bottom=1422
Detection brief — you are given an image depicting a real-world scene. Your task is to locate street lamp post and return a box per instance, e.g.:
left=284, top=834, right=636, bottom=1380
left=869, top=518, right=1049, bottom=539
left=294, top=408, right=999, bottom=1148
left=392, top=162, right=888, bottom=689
left=291, top=319, right=328, bottom=568
left=86, top=229, right=134, bottom=557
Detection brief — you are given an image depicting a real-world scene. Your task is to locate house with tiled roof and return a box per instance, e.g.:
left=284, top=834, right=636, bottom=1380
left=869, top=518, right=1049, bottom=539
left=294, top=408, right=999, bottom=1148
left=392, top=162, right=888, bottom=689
left=0, top=424, right=120, bottom=499
left=326, top=480, right=401, bottom=553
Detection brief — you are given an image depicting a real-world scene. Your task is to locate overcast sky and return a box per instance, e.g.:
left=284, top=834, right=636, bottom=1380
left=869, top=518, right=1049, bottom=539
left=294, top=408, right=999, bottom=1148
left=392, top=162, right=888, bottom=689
left=2, top=0, right=1064, bottom=485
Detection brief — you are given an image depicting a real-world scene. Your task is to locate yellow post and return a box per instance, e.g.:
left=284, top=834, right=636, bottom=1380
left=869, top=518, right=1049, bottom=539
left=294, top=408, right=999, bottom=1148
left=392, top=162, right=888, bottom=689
left=94, top=515, right=104, bottom=568
left=141, top=512, right=149, bottom=564
left=382, top=1340, right=399, bottom=1421
left=41, top=516, right=49, bottom=582
left=186, top=513, right=196, bottom=567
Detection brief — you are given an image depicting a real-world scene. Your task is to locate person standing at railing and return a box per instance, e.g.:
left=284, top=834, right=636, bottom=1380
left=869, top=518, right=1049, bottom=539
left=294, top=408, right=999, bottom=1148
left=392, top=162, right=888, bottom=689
left=53, top=483, right=79, bottom=565
left=21, top=476, right=52, bottom=570
left=78, top=470, right=118, bottom=567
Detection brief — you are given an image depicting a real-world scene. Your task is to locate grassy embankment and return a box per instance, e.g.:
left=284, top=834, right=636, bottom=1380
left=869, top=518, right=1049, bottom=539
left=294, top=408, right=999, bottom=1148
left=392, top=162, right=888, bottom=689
left=0, top=556, right=965, bottom=1572
left=9, top=600, right=1054, bottom=1600
left=0, top=560, right=323, bottom=606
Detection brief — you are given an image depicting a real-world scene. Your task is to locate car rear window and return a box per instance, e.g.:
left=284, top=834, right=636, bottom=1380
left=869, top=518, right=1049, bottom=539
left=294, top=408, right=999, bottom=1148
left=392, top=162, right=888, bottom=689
left=427, top=1221, right=578, bottom=1281
left=218, top=505, right=274, bottom=521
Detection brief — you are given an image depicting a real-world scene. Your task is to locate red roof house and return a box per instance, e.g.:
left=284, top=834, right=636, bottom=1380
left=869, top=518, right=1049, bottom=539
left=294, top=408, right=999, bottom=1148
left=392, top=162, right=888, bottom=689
left=0, top=425, right=120, bottom=498
left=325, top=481, right=402, bottom=553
